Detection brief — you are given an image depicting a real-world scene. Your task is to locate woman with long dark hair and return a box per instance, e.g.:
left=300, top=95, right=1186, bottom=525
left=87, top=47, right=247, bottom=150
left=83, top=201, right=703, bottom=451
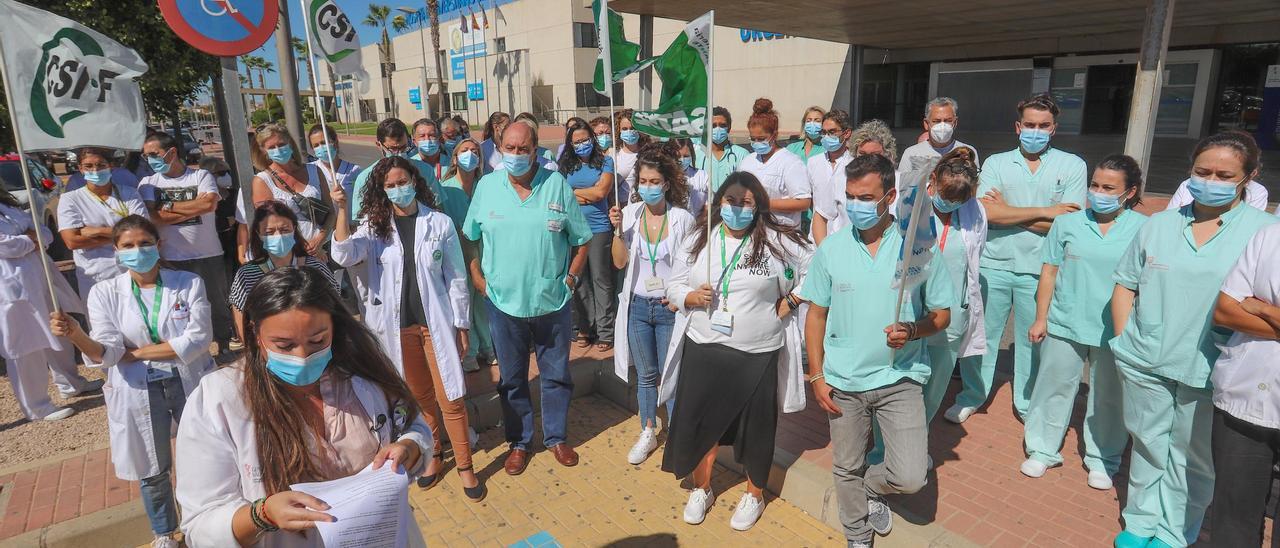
left=331, top=156, right=483, bottom=500
left=661, top=171, right=811, bottom=531
left=559, top=121, right=617, bottom=350
left=173, top=267, right=431, bottom=546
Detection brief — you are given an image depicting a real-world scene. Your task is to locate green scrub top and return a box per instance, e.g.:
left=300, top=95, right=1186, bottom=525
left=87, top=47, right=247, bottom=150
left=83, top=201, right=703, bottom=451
left=1043, top=208, right=1147, bottom=347
left=799, top=224, right=956, bottom=393
left=1110, top=204, right=1278, bottom=388
left=926, top=215, right=969, bottom=346
left=695, top=143, right=748, bottom=193
left=977, top=147, right=1087, bottom=275
left=350, top=157, right=442, bottom=219
left=785, top=140, right=823, bottom=163
left=461, top=166, right=592, bottom=319
left=436, top=175, right=472, bottom=231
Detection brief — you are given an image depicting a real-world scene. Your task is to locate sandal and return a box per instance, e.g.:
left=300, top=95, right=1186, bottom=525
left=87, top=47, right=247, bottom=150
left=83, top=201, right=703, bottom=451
left=574, top=333, right=593, bottom=349
left=415, top=453, right=445, bottom=489
left=457, top=465, right=487, bottom=502
left=594, top=341, right=614, bottom=352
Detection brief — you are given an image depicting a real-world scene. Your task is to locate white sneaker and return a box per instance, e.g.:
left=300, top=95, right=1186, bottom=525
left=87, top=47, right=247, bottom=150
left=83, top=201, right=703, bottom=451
left=866, top=495, right=893, bottom=535
left=1087, top=470, right=1113, bottom=490
left=151, top=535, right=179, bottom=548
left=1019, top=458, right=1049, bottom=478
left=943, top=404, right=976, bottom=424
left=627, top=428, right=658, bottom=465
left=729, top=493, right=765, bottom=531
left=59, top=379, right=104, bottom=398
left=683, top=487, right=714, bottom=525
left=41, top=408, right=75, bottom=421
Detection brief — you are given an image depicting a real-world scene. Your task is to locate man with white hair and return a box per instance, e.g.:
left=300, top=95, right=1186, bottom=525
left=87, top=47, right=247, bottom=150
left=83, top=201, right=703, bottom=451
left=898, top=97, right=980, bottom=174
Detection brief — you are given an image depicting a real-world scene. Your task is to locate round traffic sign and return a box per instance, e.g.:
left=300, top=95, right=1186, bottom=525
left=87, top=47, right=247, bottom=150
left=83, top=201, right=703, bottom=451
left=158, top=0, right=279, bottom=57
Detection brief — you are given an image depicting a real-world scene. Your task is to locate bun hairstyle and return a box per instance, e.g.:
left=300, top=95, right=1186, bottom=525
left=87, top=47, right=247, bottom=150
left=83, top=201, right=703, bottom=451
left=1095, top=154, right=1144, bottom=209
left=1192, top=129, right=1262, bottom=177
left=634, top=143, right=689, bottom=209
left=932, top=146, right=980, bottom=203
left=747, top=98, right=779, bottom=135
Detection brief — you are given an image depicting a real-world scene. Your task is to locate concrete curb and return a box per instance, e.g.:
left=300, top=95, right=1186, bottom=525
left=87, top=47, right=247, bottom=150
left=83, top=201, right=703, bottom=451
left=0, top=501, right=149, bottom=548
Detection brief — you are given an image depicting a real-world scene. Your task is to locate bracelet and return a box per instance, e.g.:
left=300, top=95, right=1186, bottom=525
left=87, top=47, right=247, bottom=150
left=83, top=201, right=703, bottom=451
left=905, top=322, right=919, bottom=340
left=249, top=497, right=279, bottom=532
left=809, top=373, right=825, bottom=384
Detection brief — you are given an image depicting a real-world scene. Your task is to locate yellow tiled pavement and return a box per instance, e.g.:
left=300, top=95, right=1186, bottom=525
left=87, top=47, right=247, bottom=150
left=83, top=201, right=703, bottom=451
left=409, top=395, right=843, bottom=547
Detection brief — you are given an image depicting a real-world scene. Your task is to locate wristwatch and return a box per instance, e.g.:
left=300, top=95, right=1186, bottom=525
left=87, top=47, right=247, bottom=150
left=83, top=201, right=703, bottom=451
left=162, top=201, right=175, bottom=212
left=567, top=273, right=580, bottom=288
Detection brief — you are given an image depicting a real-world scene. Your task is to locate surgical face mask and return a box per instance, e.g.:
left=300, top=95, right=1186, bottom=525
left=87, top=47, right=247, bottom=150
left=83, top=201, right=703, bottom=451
left=266, top=145, right=293, bottom=164
left=680, top=156, right=693, bottom=171
left=804, top=121, right=822, bottom=139
left=444, top=137, right=462, bottom=153
left=502, top=152, right=533, bottom=176
left=83, top=169, right=113, bottom=187
left=720, top=204, right=755, bottom=231
left=263, top=233, right=295, bottom=257
left=821, top=134, right=844, bottom=153
left=931, top=193, right=963, bottom=213
left=637, top=184, right=665, bottom=205
left=313, top=145, right=334, bottom=163
left=385, top=183, right=418, bottom=208
left=711, top=127, right=729, bottom=145
left=456, top=150, right=479, bottom=172
left=116, top=245, right=160, bottom=273
left=845, top=195, right=888, bottom=230
left=1087, top=191, right=1124, bottom=214
left=596, top=134, right=612, bottom=150
left=750, top=140, right=772, bottom=156
left=1187, top=175, right=1241, bottom=207
left=1019, top=128, right=1051, bottom=154
left=146, top=155, right=171, bottom=174
left=929, top=122, right=955, bottom=144
left=417, top=139, right=440, bottom=156
left=573, top=140, right=594, bottom=158
left=620, top=129, right=640, bottom=145
left=265, top=346, right=332, bottom=386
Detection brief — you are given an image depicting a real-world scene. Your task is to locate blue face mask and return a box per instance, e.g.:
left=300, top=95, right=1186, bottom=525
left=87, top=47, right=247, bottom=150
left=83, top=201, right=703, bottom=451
left=1187, top=176, right=1240, bottom=207
left=637, top=185, right=665, bottom=205
left=417, top=139, right=440, bottom=156
left=84, top=169, right=113, bottom=187
left=750, top=140, right=772, bottom=156
left=313, top=144, right=334, bottom=163
left=1088, top=191, right=1124, bottom=214
left=146, top=155, right=171, bottom=174
left=620, top=129, right=640, bottom=145
left=1019, top=128, right=1051, bottom=154
left=385, top=183, right=418, bottom=208
left=503, top=152, right=533, bottom=176
left=711, top=127, right=729, bottom=145
left=456, top=150, right=479, bottom=172
left=265, top=346, right=332, bottom=386
left=116, top=245, right=160, bottom=273
left=266, top=145, right=293, bottom=164
left=804, top=121, right=822, bottom=139
left=596, top=134, right=612, bottom=150
left=263, top=233, right=295, bottom=257
left=680, top=156, right=693, bottom=171
left=931, top=193, right=963, bottom=213
left=573, top=140, right=594, bottom=158
left=444, top=138, right=462, bottom=153
left=821, top=135, right=843, bottom=153
left=720, top=204, right=755, bottom=231
left=845, top=196, right=887, bottom=230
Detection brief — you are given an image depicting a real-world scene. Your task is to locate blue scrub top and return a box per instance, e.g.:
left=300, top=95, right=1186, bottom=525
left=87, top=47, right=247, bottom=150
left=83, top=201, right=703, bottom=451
left=562, top=156, right=615, bottom=234
left=1042, top=209, right=1147, bottom=347
left=977, top=147, right=1087, bottom=275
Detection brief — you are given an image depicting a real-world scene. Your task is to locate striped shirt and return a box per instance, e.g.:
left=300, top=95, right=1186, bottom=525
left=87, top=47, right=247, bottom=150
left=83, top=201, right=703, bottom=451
left=229, top=256, right=338, bottom=310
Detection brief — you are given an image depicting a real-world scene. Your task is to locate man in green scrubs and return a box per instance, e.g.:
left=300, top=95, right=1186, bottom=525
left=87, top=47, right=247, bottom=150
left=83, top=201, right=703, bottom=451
left=349, top=118, right=442, bottom=220
left=697, top=106, right=748, bottom=193
left=801, top=153, right=954, bottom=546
left=946, top=94, right=1086, bottom=423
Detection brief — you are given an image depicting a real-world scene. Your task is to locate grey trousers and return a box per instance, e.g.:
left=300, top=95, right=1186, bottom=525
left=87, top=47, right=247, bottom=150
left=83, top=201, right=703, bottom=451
left=829, top=381, right=929, bottom=543
left=571, top=231, right=616, bottom=343
left=170, top=256, right=233, bottom=344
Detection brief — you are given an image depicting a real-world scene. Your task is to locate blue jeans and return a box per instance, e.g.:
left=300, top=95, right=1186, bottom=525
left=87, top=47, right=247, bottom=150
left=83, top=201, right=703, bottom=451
left=141, top=372, right=185, bottom=536
left=486, top=299, right=573, bottom=450
left=626, top=295, right=675, bottom=429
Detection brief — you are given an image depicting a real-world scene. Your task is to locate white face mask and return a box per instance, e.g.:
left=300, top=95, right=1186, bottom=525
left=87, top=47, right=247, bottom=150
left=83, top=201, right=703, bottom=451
left=929, top=122, right=955, bottom=144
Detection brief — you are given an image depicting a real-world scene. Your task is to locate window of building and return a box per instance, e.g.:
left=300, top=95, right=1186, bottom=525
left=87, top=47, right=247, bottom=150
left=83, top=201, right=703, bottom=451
left=495, top=37, right=506, bottom=53
left=576, top=82, right=622, bottom=108
left=573, top=22, right=596, bottom=49
left=451, top=92, right=468, bottom=112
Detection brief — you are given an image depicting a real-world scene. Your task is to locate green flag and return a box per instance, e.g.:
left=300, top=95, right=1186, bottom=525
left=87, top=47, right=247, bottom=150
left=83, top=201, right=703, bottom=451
left=631, top=12, right=712, bottom=138
left=591, top=0, right=653, bottom=97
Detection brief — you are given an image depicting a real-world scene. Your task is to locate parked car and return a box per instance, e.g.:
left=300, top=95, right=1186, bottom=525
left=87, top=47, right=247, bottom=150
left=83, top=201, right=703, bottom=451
left=0, top=153, right=69, bottom=260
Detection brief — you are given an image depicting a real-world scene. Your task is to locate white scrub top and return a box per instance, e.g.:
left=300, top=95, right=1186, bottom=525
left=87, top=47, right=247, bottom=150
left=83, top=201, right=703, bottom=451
left=1213, top=222, right=1280, bottom=429
left=738, top=147, right=810, bottom=227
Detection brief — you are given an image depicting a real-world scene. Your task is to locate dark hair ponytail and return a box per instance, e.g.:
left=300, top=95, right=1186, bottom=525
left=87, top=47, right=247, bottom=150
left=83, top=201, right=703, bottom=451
left=1095, top=154, right=1144, bottom=209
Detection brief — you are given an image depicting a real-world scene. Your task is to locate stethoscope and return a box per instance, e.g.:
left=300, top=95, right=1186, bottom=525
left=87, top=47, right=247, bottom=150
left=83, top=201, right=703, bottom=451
left=369, top=400, right=411, bottom=440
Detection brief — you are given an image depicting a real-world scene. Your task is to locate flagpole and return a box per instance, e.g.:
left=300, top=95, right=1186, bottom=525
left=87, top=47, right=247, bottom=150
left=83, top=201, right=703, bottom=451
left=0, top=37, right=60, bottom=313
left=703, top=11, right=715, bottom=283
left=298, top=0, right=336, bottom=189
left=598, top=0, right=620, bottom=234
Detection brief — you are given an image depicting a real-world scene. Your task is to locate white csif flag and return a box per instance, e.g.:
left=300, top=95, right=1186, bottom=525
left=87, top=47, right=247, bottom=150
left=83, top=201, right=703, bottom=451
left=0, top=0, right=148, bottom=151
left=306, top=0, right=370, bottom=92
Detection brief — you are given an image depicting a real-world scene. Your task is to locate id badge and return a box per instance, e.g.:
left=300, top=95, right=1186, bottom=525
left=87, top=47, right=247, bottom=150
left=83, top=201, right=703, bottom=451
left=645, top=277, right=665, bottom=291
left=710, top=309, right=733, bottom=336
left=146, top=364, right=175, bottom=382
left=547, top=219, right=564, bottom=232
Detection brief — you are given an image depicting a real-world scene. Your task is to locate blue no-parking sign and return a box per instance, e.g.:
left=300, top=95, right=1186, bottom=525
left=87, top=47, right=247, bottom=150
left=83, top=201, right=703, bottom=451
left=158, top=0, right=278, bottom=57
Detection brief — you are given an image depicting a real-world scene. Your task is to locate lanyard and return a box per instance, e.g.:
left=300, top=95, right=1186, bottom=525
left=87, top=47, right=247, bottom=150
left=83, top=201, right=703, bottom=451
left=131, top=277, right=164, bottom=344
left=938, top=217, right=953, bottom=252
left=716, top=226, right=750, bottom=309
left=88, top=187, right=128, bottom=218
left=640, top=208, right=667, bottom=276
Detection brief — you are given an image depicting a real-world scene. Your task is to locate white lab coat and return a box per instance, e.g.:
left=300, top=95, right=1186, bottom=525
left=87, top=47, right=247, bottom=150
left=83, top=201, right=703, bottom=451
left=176, top=367, right=431, bottom=548
left=85, top=269, right=213, bottom=480
left=612, top=203, right=697, bottom=380
left=660, top=229, right=811, bottom=413
left=331, top=203, right=471, bottom=401
left=0, top=203, right=83, bottom=360
left=946, top=198, right=989, bottom=358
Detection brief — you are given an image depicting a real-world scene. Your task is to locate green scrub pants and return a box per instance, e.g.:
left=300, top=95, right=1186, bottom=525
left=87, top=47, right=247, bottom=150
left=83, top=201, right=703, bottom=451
left=466, top=285, right=495, bottom=361
left=923, top=342, right=960, bottom=424
left=1022, top=334, right=1127, bottom=474
left=1117, top=361, right=1214, bottom=547
left=955, top=267, right=1040, bottom=418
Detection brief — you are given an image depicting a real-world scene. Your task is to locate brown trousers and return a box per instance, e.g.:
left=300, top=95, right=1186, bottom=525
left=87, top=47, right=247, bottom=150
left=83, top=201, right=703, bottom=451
left=399, top=325, right=472, bottom=469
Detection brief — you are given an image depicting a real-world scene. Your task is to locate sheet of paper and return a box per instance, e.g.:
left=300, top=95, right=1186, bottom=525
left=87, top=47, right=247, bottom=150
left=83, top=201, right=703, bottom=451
left=290, top=463, right=411, bottom=548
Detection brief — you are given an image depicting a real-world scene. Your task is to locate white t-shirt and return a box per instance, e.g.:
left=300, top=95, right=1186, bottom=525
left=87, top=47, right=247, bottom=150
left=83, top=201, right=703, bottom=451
left=628, top=236, right=675, bottom=299
left=57, top=185, right=149, bottom=282
left=614, top=149, right=639, bottom=203
left=809, top=150, right=854, bottom=238
left=256, top=166, right=325, bottom=240
left=897, top=139, right=980, bottom=174
left=139, top=168, right=223, bottom=261
left=685, top=168, right=710, bottom=215
left=1213, top=222, right=1280, bottom=429
left=737, top=148, right=810, bottom=226
left=1166, top=178, right=1269, bottom=211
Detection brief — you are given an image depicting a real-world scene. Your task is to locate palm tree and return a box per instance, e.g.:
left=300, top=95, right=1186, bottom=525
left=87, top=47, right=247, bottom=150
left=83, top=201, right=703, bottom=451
left=363, top=4, right=395, bottom=116
left=291, top=37, right=314, bottom=88
left=240, top=55, right=257, bottom=109
left=254, top=57, right=275, bottom=94
left=427, top=0, right=445, bottom=117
